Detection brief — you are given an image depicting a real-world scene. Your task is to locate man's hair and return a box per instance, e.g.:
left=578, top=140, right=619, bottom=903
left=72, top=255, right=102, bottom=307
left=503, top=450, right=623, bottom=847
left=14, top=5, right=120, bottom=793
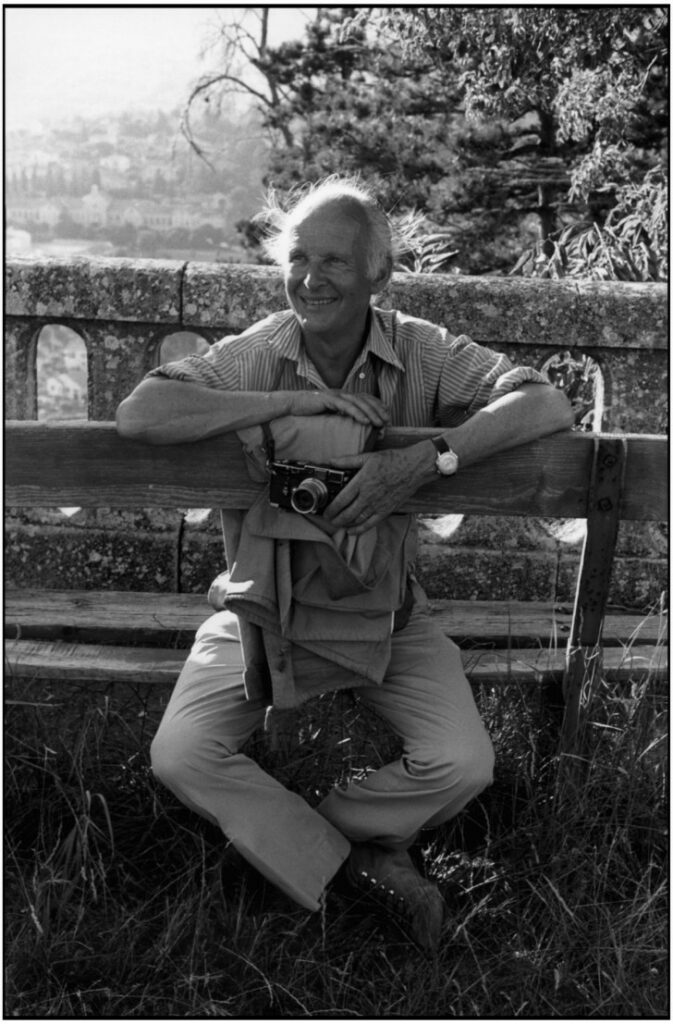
left=259, top=175, right=394, bottom=283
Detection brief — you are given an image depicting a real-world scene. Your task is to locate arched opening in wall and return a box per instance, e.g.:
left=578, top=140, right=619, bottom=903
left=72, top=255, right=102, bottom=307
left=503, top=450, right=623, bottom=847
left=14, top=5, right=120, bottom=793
left=539, top=350, right=607, bottom=548
left=36, top=324, right=88, bottom=422
left=158, top=331, right=210, bottom=365
left=35, top=324, right=88, bottom=517
left=540, top=350, right=606, bottom=433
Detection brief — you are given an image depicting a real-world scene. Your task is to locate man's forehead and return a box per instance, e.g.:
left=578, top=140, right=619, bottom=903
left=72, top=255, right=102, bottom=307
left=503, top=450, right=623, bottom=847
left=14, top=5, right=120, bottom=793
left=290, top=199, right=366, bottom=240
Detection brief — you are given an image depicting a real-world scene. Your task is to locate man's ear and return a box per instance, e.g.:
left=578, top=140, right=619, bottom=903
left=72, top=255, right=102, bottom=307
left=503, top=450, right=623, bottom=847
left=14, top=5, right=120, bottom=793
left=370, top=256, right=393, bottom=296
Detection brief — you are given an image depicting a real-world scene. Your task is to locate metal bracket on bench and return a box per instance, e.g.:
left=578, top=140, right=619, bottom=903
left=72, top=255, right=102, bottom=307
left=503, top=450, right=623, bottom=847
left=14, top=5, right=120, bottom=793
left=561, top=436, right=627, bottom=751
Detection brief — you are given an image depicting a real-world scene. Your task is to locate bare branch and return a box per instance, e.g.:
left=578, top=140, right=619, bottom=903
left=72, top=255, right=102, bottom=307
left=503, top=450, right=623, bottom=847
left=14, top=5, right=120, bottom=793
left=186, top=71, right=274, bottom=111
left=182, top=5, right=300, bottom=163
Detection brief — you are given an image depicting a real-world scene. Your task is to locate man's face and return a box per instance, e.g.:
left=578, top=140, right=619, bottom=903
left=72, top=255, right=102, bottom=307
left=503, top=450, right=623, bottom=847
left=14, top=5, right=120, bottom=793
left=284, top=201, right=382, bottom=345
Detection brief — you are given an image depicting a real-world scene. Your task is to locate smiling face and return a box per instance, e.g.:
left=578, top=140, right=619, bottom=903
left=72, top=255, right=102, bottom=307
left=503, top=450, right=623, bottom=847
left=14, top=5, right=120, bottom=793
left=283, top=199, right=388, bottom=350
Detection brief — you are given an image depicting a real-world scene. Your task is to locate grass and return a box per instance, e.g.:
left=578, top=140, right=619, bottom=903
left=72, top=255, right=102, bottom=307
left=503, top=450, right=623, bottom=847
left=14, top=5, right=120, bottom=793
left=4, top=661, right=668, bottom=1019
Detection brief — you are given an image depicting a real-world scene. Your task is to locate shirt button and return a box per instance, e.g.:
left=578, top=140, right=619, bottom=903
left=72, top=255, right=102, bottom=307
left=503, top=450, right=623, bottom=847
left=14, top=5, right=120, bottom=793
left=358, top=371, right=366, bottom=380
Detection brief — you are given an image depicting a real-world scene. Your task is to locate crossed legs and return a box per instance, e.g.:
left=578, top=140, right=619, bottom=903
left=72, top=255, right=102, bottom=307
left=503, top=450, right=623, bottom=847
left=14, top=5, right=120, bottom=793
left=151, top=604, right=494, bottom=910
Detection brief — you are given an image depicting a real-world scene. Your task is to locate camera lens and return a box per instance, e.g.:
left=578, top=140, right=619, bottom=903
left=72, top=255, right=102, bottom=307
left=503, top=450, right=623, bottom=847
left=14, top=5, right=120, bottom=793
left=291, top=478, right=329, bottom=515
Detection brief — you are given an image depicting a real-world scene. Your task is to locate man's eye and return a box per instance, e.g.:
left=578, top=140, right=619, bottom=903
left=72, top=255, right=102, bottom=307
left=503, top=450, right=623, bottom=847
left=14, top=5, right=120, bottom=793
left=289, top=253, right=306, bottom=263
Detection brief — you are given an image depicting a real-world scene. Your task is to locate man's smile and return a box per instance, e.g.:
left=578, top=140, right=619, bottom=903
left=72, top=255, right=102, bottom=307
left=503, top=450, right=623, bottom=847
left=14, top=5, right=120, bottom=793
left=300, top=295, right=337, bottom=307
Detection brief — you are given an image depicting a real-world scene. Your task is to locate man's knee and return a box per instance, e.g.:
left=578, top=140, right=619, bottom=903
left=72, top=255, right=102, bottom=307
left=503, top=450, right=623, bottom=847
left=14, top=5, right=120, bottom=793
left=150, top=718, right=202, bottom=793
left=408, top=729, right=495, bottom=796
left=458, top=731, right=495, bottom=794
left=453, top=729, right=495, bottom=794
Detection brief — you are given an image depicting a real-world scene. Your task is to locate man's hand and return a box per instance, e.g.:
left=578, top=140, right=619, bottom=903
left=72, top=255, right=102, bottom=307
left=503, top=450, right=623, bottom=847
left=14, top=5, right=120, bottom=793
left=324, top=444, right=434, bottom=535
left=286, top=390, right=390, bottom=429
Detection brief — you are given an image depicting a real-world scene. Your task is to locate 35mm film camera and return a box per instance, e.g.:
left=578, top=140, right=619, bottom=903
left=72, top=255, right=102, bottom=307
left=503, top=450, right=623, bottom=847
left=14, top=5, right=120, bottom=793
left=268, top=459, right=353, bottom=515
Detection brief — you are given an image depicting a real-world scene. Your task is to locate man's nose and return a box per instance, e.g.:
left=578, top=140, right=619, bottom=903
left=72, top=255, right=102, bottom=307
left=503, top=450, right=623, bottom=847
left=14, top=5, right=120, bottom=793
left=303, top=260, right=326, bottom=289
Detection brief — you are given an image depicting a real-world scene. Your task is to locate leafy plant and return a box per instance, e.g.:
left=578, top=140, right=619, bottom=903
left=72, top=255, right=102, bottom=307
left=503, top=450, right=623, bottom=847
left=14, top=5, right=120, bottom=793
left=392, top=210, right=459, bottom=274
left=511, top=166, right=668, bottom=281
left=543, top=350, right=606, bottom=430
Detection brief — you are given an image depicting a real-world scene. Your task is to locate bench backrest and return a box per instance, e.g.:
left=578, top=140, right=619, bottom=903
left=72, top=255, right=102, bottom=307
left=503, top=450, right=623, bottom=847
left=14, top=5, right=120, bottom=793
left=5, top=421, right=667, bottom=520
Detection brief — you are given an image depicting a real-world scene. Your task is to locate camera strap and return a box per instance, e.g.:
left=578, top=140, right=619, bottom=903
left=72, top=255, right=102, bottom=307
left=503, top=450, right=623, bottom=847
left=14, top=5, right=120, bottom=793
left=260, top=358, right=290, bottom=466
left=261, top=420, right=276, bottom=465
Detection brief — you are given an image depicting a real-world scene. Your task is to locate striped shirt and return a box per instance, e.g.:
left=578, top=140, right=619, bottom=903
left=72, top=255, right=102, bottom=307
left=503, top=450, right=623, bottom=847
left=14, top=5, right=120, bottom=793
left=148, top=307, right=549, bottom=427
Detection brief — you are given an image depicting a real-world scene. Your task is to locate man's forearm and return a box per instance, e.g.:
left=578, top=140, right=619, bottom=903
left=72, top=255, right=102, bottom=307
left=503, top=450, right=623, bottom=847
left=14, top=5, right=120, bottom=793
left=325, top=385, right=574, bottom=534
left=414, top=384, right=575, bottom=483
left=116, top=378, right=392, bottom=444
left=116, top=378, right=294, bottom=444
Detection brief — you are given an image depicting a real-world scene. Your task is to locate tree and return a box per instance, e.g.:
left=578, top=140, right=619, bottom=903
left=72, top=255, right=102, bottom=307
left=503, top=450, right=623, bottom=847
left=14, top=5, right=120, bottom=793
left=365, top=6, right=668, bottom=278
left=57, top=210, right=80, bottom=238
left=260, top=11, right=461, bottom=213
left=183, top=6, right=667, bottom=278
left=184, top=8, right=458, bottom=201
left=183, top=8, right=470, bottom=261
left=190, top=224, right=225, bottom=249
left=108, top=222, right=137, bottom=247
left=181, top=8, right=297, bottom=166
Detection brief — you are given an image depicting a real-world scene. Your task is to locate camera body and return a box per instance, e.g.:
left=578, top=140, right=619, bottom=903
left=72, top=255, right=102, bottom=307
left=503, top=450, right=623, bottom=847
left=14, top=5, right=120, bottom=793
left=268, top=459, right=353, bottom=515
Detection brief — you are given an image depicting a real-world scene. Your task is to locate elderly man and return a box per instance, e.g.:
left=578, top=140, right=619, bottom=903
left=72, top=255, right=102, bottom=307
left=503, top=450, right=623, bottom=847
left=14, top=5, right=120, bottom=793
left=116, top=177, right=573, bottom=951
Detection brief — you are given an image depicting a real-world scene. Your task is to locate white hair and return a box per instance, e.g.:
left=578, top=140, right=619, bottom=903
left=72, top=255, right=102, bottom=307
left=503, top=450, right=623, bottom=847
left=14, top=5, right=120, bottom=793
left=259, top=175, right=394, bottom=282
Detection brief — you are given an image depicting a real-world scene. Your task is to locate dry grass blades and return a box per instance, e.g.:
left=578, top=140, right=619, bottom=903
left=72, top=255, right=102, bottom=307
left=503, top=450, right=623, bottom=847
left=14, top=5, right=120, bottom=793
left=4, top=643, right=668, bottom=1018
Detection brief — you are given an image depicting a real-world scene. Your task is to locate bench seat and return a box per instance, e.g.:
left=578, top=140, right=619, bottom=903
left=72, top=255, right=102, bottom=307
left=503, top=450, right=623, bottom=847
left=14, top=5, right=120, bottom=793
left=5, top=589, right=667, bottom=687
left=5, top=638, right=666, bottom=688
left=5, top=588, right=666, bottom=646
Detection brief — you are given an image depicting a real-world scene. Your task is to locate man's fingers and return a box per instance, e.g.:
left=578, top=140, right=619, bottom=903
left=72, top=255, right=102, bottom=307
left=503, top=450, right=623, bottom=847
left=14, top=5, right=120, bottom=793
left=288, top=389, right=388, bottom=426
left=324, top=452, right=385, bottom=522
left=330, top=392, right=389, bottom=427
left=323, top=478, right=362, bottom=520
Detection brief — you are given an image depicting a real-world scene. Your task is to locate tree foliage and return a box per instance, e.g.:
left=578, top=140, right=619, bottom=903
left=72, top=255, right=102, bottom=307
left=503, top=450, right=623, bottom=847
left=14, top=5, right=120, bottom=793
left=183, top=6, right=668, bottom=279
left=512, top=166, right=667, bottom=281
left=185, top=9, right=458, bottom=207
left=367, top=6, right=668, bottom=279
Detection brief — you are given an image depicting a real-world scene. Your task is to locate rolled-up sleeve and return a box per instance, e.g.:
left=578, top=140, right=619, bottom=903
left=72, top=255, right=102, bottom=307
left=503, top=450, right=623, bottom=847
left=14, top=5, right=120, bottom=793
left=437, top=334, right=550, bottom=424
left=145, top=338, right=240, bottom=390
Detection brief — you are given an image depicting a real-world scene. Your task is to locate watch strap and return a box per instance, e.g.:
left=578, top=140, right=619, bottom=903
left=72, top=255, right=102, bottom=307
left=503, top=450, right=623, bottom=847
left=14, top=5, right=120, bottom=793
left=431, top=436, right=452, bottom=455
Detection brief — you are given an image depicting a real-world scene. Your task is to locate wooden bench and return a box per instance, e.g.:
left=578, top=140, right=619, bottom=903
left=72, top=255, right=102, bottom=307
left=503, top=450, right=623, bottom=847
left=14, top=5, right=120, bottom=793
left=5, top=420, right=668, bottom=748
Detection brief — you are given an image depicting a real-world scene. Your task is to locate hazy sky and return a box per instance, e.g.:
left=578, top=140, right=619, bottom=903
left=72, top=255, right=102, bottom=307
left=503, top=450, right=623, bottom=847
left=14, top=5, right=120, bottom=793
left=5, top=6, right=314, bottom=130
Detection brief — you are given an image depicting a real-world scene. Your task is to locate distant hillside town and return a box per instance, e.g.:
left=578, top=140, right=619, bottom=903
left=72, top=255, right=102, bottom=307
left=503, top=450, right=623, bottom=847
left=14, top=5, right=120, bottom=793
left=8, top=184, right=233, bottom=240
left=6, top=108, right=268, bottom=261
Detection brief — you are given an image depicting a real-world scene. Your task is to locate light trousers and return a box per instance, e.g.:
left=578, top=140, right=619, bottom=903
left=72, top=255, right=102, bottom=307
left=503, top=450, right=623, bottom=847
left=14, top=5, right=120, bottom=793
left=151, top=598, right=495, bottom=911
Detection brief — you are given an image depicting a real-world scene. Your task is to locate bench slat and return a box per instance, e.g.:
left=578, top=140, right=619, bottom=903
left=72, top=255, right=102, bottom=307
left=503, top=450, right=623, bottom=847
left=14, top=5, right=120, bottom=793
left=5, top=590, right=211, bottom=637
left=5, top=640, right=186, bottom=685
left=6, top=421, right=669, bottom=520
left=428, top=601, right=666, bottom=648
left=5, top=590, right=666, bottom=647
left=5, top=638, right=666, bottom=687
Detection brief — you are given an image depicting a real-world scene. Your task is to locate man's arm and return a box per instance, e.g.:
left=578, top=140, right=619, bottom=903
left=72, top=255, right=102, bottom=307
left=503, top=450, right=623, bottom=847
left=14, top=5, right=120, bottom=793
left=115, top=377, right=389, bottom=444
left=325, top=383, right=575, bottom=534
left=417, top=382, right=575, bottom=478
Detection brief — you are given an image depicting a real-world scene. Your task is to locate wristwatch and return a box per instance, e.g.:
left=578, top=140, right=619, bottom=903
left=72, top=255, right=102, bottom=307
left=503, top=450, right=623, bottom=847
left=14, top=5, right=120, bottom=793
left=431, top=436, right=459, bottom=476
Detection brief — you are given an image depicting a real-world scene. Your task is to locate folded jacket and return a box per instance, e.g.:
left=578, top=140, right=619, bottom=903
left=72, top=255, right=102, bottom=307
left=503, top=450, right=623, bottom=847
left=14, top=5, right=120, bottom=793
left=209, top=493, right=415, bottom=707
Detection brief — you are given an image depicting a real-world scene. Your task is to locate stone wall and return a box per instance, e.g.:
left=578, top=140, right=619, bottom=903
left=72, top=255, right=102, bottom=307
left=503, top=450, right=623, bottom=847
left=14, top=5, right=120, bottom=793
left=5, top=256, right=668, bottom=610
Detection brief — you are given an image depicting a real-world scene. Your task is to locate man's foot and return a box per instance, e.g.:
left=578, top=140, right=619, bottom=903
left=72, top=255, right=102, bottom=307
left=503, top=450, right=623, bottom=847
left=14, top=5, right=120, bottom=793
left=342, top=843, right=444, bottom=952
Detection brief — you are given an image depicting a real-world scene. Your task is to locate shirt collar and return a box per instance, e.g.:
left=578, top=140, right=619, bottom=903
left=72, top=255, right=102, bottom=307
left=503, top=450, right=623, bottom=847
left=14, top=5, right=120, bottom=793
left=367, top=307, right=406, bottom=373
left=267, top=312, right=303, bottom=362
left=268, top=307, right=405, bottom=375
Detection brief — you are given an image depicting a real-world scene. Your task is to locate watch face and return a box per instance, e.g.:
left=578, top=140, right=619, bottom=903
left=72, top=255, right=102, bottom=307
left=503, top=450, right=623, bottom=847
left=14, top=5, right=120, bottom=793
left=436, top=450, right=459, bottom=476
